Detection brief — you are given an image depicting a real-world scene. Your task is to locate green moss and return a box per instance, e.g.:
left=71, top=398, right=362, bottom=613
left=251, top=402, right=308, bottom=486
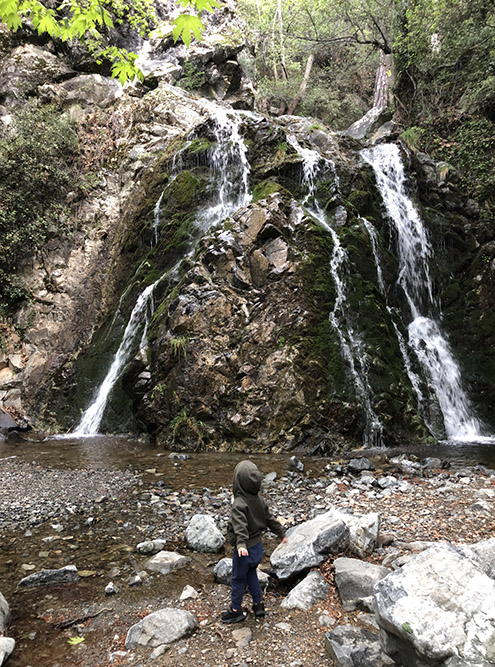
left=252, top=180, right=282, bottom=202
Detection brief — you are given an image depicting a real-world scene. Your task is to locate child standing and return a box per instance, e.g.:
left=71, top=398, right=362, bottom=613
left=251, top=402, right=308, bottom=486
left=221, top=459, right=286, bottom=623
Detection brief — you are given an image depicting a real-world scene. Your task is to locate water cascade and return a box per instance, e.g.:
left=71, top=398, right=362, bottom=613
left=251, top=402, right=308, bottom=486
left=288, top=135, right=384, bottom=446
left=73, top=107, right=251, bottom=436
left=361, top=144, right=484, bottom=440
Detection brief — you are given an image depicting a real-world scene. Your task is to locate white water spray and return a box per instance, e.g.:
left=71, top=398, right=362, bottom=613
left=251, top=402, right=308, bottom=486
left=361, top=144, right=484, bottom=440
left=74, top=107, right=251, bottom=436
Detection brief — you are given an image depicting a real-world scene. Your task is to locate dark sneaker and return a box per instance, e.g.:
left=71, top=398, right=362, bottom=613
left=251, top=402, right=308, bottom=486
left=221, top=607, right=245, bottom=624
left=252, top=602, right=266, bottom=618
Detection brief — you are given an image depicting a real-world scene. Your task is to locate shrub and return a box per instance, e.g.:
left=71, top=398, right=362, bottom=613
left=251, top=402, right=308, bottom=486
left=0, top=103, right=79, bottom=313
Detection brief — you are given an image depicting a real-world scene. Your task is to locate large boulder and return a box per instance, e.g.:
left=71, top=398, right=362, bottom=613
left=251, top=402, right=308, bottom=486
left=144, top=551, right=190, bottom=575
left=39, top=74, right=123, bottom=110
left=280, top=570, right=330, bottom=611
left=0, top=44, right=74, bottom=106
left=334, top=557, right=390, bottom=611
left=125, top=608, right=198, bottom=649
left=325, top=625, right=395, bottom=666
left=185, top=514, right=225, bottom=553
left=328, top=509, right=381, bottom=558
left=0, top=592, right=9, bottom=631
left=374, top=542, right=495, bottom=666
left=18, top=565, right=79, bottom=588
left=346, top=106, right=392, bottom=142
left=270, top=511, right=350, bottom=580
left=0, top=638, right=15, bottom=666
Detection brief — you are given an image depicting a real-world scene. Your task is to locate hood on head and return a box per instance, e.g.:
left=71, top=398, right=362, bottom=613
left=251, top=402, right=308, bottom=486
left=233, top=460, right=263, bottom=496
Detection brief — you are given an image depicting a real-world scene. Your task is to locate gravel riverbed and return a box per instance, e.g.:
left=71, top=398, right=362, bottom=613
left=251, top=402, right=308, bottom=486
left=1, top=443, right=495, bottom=667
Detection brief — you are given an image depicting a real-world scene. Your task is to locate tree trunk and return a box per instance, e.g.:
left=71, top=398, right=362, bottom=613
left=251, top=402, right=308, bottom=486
left=288, top=53, right=314, bottom=115
left=373, top=51, right=394, bottom=108
left=277, top=0, right=288, bottom=80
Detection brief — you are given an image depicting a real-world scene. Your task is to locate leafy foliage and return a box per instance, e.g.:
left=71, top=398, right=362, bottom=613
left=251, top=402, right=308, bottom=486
left=0, top=103, right=79, bottom=313
left=395, top=0, right=495, bottom=209
left=0, top=0, right=221, bottom=83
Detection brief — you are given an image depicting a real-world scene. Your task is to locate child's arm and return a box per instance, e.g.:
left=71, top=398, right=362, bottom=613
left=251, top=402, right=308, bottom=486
left=231, top=503, right=250, bottom=555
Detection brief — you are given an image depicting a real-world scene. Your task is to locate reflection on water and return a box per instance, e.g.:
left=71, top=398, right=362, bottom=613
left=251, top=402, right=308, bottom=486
left=1, top=435, right=495, bottom=477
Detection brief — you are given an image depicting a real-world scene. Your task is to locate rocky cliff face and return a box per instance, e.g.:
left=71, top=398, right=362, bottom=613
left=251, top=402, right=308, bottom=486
left=0, top=3, right=493, bottom=451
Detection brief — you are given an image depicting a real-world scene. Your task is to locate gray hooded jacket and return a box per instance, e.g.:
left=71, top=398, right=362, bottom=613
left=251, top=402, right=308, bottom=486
left=227, top=460, right=285, bottom=550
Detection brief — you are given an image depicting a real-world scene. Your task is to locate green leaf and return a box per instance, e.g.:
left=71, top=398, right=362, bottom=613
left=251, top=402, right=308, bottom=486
left=193, top=0, right=222, bottom=13
left=67, top=636, right=85, bottom=645
left=172, top=14, right=204, bottom=47
left=402, top=622, right=413, bottom=634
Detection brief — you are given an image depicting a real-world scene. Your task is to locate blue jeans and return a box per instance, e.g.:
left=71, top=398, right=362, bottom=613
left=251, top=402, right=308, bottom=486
left=231, top=541, right=263, bottom=609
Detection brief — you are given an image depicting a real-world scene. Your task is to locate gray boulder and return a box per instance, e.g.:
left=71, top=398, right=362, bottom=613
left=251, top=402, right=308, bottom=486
left=328, top=509, right=381, bottom=558
left=0, top=637, right=15, bottom=666
left=334, top=557, right=390, bottom=611
left=185, top=514, right=225, bottom=553
left=326, top=625, right=395, bottom=666
left=270, top=510, right=349, bottom=580
left=280, top=571, right=329, bottom=610
left=125, top=608, right=198, bottom=649
left=0, top=409, right=16, bottom=430
left=0, top=592, right=9, bottom=631
left=346, top=107, right=392, bottom=141
left=18, top=565, right=79, bottom=588
left=38, top=74, right=123, bottom=110
left=348, top=458, right=375, bottom=474
left=374, top=542, right=495, bottom=666
left=144, top=551, right=190, bottom=575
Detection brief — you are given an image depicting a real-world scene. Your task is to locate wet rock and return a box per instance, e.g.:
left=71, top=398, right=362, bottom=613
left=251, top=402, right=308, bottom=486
left=137, top=538, right=167, bottom=555
left=18, top=565, right=79, bottom=588
left=280, top=571, right=330, bottom=610
left=374, top=542, right=495, bottom=666
left=185, top=514, right=225, bottom=552
left=144, top=551, right=191, bottom=575
left=348, top=458, right=375, bottom=474
left=0, top=637, right=15, bottom=666
left=334, top=557, right=390, bottom=611
left=0, top=592, right=9, bottom=631
left=270, top=511, right=349, bottom=580
left=288, top=456, right=304, bottom=473
left=422, top=457, right=443, bottom=469
left=125, top=608, right=198, bottom=649
left=169, top=453, right=190, bottom=460
left=325, top=625, right=395, bottom=666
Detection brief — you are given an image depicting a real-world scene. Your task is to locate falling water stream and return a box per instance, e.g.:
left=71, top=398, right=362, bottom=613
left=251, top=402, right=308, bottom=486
left=361, top=144, right=488, bottom=441
left=73, top=107, right=251, bottom=436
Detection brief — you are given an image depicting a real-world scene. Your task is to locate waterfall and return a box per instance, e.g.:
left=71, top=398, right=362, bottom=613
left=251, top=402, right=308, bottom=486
left=361, top=144, right=484, bottom=440
left=288, top=135, right=383, bottom=447
left=73, top=106, right=251, bottom=436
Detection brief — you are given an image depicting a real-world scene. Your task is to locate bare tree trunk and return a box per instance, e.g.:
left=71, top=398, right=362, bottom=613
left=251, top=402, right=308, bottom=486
left=277, top=0, right=288, bottom=80
left=254, top=0, right=261, bottom=21
left=373, top=51, right=394, bottom=107
left=271, top=9, right=279, bottom=83
left=288, top=53, right=314, bottom=115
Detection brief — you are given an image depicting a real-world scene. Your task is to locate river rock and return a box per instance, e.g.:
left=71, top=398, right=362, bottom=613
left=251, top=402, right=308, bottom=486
left=288, top=456, right=304, bottom=472
left=270, top=511, right=349, bottom=580
left=334, top=557, right=390, bottom=611
left=0, top=592, right=9, bottom=631
left=185, top=514, right=225, bottom=552
left=329, top=509, right=381, bottom=558
left=125, top=608, right=198, bottom=649
left=280, top=570, right=330, bottom=610
left=0, top=409, right=16, bottom=430
left=18, top=565, right=79, bottom=588
left=374, top=542, right=495, bottom=666
left=144, top=551, right=191, bottom=575
left=348, top=458, right=375, bottom=474
left=213, top=557, right=269, bottom=588
left=325, top=625, right=395, bottom=666
left=137, top=538, right=167, bottom=555
left=0, top=637, right=15, bottom=666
